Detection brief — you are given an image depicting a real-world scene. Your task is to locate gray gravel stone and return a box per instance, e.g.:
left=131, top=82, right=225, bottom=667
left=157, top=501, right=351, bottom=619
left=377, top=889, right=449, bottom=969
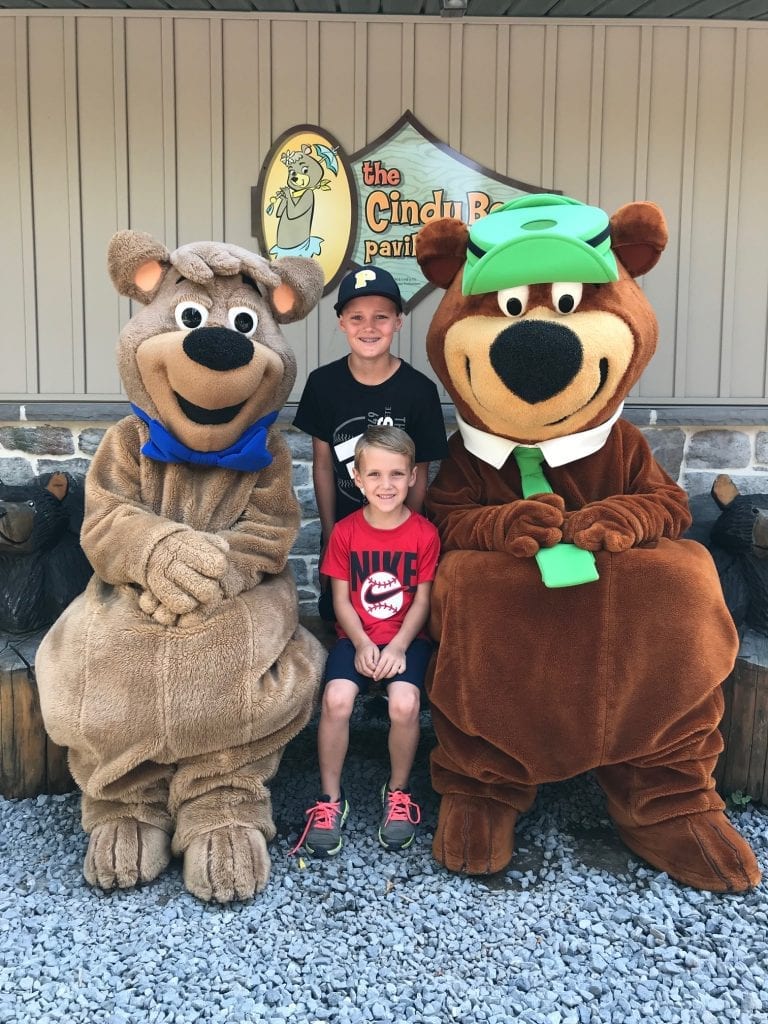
left=1, top=713, right=766, bottom=1024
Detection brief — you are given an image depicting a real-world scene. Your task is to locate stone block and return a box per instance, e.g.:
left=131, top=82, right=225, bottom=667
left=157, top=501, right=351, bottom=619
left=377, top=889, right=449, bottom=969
left=686, top=430, right=751, bottom=470
left=292, top=462, right=310, bottom=489
left=78, top=428, right=107, bottom=456
left=755, top=432, right=768, bottom=468
left=285, top=430, right=312, bottom=461
left=0, top=425, right=74, bottom=456
left=641, top=427, right=685, bottom=481
left=37, top=458, right=92, bottom=478
left=683, top=471, right=768, bottom=498
left=0, top=457, right=35, bottom=485
left=296, top=486, right=318, bottom=519
left=292, top=519, right=321, bottom=556
left=288, top=557, right=309, bottom=586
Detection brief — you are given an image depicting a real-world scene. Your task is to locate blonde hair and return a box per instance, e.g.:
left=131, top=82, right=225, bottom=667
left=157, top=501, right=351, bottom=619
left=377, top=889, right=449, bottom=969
left=354, top=425, right=415, bottom=471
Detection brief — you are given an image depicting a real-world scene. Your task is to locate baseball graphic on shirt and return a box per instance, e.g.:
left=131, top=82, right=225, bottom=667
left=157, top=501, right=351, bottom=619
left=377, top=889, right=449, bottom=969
left=361, top=571, right=404, bottom=620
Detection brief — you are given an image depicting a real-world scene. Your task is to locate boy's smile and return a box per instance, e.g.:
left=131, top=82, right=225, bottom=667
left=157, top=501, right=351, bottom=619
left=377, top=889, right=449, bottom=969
left=354, top=447, right=416, bottom=526
left=338, top=296, right=403, bottom=363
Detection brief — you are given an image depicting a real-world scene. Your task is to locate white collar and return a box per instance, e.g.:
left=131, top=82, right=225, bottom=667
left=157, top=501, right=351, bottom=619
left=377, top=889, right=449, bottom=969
left=456, top=402, right=624, bottom=470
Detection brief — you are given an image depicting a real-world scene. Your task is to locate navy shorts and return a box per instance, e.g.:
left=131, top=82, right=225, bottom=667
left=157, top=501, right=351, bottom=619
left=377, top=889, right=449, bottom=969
left=323, top=637, right=433, bottom=694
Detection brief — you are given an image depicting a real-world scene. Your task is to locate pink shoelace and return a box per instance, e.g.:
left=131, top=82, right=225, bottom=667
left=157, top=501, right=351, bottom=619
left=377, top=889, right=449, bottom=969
left=384, top=789, right=421, bottom=825
left=289, top=798, right=342, bottom=857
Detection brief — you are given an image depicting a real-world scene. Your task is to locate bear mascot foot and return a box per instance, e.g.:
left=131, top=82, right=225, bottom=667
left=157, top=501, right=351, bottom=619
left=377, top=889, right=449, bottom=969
left=617, top=810, right=761, bottom=893
left=84, top=820, right=171, bottom=890
left=433, top=794, right=519, bottom=875
left=182, top=826, right=271, bottom=904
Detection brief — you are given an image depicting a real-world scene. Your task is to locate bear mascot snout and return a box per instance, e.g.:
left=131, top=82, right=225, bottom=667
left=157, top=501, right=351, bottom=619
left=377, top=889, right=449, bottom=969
left=416, top=194, right=760, bottom=893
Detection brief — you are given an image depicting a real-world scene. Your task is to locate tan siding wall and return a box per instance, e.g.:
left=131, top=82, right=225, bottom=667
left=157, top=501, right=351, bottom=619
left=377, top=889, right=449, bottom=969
left=1, top=11, right=767, bottom=405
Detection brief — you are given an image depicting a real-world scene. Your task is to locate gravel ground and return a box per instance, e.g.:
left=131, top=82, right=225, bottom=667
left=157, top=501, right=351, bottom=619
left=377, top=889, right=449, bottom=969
left=1, top=704, right=767, bottom=1024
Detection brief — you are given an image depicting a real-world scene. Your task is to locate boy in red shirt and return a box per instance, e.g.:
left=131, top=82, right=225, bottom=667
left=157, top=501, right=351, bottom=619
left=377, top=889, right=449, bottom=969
left=292, top=425, right=440, bottom=856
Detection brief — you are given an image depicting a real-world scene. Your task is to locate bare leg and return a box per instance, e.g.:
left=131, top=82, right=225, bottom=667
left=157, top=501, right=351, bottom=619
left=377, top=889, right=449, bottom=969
left=317, top=678, right=358, bottom=800
left=385, top=681, right=421, bottom=790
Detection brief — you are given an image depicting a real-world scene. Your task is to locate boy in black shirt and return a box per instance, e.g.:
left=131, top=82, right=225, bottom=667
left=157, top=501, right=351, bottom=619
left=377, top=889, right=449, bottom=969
left=293, top=267, right=447, bottom=618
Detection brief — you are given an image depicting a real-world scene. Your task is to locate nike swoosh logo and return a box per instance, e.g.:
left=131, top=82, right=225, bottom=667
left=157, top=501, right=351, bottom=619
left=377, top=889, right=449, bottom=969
left=362, top=582, right=404, bottom=605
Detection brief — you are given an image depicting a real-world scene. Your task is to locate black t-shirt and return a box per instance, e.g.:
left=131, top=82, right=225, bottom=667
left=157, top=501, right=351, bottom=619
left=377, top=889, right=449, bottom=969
left=293, top=356, right=448, bottom=522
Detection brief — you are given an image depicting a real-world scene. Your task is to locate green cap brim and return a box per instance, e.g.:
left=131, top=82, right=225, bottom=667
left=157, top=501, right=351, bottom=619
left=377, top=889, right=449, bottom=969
left=463, top=233, right=618, bottom=294
left=462, top=193, right=619, bottom=294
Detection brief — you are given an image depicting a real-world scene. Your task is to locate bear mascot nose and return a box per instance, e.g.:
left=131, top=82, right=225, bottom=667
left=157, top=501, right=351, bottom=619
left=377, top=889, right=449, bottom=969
left=490, top=320, right=583, bottom=404
left=183, top=326, right=255, bottom=372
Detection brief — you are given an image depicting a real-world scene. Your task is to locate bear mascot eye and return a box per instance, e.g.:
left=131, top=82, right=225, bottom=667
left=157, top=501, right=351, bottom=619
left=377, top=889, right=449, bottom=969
left=174, top=302, right=209, bottom=331
left=497, top=285, right=529, bottom=317
left=551, top=282, right=583, bottom=314
left=227, top=307, right=258, bottom=338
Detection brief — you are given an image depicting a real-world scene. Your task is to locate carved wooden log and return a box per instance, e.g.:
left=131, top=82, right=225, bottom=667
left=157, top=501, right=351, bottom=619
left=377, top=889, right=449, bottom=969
left=0, top=629, right=73, bottom=798
left=716, top=628, right=768, bottom=804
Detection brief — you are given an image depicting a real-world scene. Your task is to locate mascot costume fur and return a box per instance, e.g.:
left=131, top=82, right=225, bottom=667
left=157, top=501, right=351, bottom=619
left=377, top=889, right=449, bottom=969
left=36, top=235, right=326, bottom=903
left=415, top=194, right=761, bottom=893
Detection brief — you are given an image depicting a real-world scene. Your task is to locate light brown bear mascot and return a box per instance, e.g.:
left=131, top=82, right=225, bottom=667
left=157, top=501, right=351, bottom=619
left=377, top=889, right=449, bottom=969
left=36, top=235, right=326, bottom=903
left=415, top=194, right=761, bottom=893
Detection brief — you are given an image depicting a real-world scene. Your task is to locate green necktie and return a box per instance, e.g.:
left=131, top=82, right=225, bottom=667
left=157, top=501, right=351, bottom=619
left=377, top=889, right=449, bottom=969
left=513, top=446, right=599, bottom=589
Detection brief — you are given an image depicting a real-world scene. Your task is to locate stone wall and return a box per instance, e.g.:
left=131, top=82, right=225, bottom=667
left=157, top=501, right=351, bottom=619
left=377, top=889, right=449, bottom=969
left=2, top=409, right=768, bottom=615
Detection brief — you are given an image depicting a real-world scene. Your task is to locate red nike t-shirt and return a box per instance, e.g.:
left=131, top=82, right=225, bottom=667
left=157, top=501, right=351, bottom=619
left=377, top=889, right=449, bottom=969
left=321, top=509, right=440, bottom=644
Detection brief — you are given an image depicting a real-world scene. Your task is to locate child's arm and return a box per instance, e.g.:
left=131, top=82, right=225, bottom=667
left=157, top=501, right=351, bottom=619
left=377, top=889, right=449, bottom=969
left=372, top=580, right=432, bottom=682
left=312, top=437, right=337, bottom=566
left=406, top=463, right=430, bottom=515
left=330, top=576, right=380, bottom=676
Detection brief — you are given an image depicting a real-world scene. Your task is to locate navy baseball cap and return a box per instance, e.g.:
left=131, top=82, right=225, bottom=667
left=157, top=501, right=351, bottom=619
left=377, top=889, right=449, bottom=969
left=334, top=267, right=403, bottom=316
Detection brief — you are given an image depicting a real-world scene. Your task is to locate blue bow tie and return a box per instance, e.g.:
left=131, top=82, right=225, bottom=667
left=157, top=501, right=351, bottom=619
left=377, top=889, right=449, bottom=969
left=130, top=404, right=278, bottom=473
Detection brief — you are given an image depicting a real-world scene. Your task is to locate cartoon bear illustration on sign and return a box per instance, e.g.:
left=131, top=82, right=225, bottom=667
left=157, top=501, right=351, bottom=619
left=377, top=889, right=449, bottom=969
left=415, top=194, right=760, bottom=893
left=36, top=235, right=326, bottom=903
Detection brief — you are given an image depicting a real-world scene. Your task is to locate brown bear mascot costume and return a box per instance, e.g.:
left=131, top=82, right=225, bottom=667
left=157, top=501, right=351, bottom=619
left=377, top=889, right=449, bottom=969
left=415, top=194, right=761, bottom=893
left=36, top=235, right=326, bottom=903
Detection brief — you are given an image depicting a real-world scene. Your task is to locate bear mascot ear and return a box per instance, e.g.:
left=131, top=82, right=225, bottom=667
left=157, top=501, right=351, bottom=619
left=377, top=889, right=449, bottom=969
left=107, top=230, right=171, bottom=305
left=268, top=256, right=325, bottom=325
left=415, top=218, right=470, bottom=289
left=610, top=201, right=668, bottom=278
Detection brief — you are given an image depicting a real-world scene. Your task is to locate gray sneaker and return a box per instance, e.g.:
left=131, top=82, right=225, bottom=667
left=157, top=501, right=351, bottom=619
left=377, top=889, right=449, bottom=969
left=378, top=784, right=421, bottom=850
left=291, top=793, right=349, bottom=858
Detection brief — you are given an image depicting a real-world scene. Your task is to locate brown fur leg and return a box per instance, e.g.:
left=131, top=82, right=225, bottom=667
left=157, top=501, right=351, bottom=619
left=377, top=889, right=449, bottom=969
left=433, top=794, right=519, bottom=875
left=617, top=810, right=761, bottom=893
left=83, top=819, right=171, bottom=890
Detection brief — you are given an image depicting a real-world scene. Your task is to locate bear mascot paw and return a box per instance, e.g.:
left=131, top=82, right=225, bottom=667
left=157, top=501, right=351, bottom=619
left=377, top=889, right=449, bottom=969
left=415, top=194, right=760, bottom=893
left=35, top=234, right=327, bottom=903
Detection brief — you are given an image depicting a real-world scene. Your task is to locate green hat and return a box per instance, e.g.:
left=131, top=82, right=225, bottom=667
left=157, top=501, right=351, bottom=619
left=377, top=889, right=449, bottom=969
left=462, top=194, right=619, bottom=295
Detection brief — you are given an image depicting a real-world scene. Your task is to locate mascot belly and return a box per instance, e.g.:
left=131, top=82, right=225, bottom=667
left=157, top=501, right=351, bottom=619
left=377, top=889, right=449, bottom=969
left=416, top=194, right=760, bottom=893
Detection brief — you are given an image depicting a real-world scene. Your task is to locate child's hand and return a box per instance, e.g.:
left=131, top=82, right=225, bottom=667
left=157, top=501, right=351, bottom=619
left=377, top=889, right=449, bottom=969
left=354, top=641, right=380, bottom=677
left=373, top=643, right=407, bottom=682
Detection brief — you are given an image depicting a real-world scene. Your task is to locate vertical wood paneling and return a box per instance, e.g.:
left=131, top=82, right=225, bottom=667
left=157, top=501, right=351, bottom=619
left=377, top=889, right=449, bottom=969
left=175, top=18, right=217, bottom=242
left=507, top=25, right=547, bottom=186
left=685, top=27, right=735, bottom=399
left=640, top=26, right=690, bottom=401
left=732, top=27, right=768, bottom=398
left=77, top=16, right=124, bottom=395
left=222, top=19, right=261, bottom=249
left=125, top=19, right=168, bottom=242
left=2, top=12, right=768, bottom=407
left=0, top=18, right=34, bottom=397
left=413, top=22, right=451, bottom=141
left=28, top=16, right=79, bottom=395
left=459, top=24, right=500, bottom=168
left=552, top=25, right=594, bottom=202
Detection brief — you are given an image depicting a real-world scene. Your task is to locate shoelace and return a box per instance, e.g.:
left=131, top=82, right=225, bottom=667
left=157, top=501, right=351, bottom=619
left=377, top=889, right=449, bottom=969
left=288, top=798, right=341, bottom=857
left=384, top=790, right=421, bottom=825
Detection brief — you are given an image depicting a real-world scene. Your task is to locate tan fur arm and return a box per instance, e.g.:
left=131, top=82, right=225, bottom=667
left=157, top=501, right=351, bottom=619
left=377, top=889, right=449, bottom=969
left=82, top=420, right=195, bottom=586
left=216, top=430, right=301, bottom=599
